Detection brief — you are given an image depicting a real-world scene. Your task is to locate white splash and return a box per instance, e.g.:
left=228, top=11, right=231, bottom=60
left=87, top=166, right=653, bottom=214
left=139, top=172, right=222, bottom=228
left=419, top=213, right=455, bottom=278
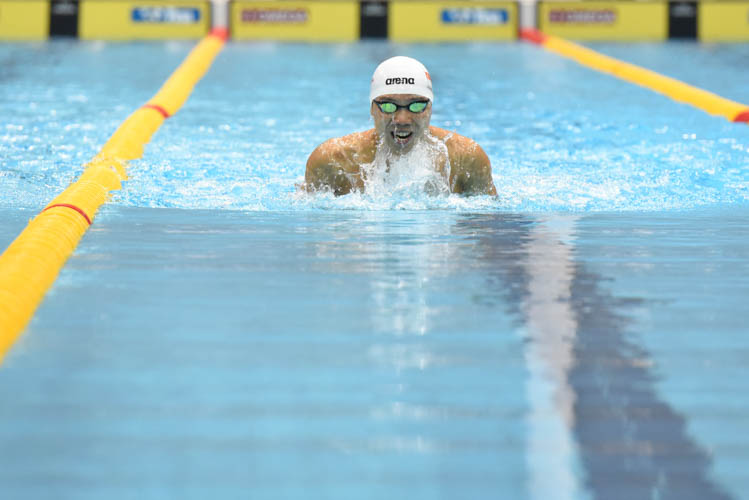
left=360, top=133, right=451, bottom=199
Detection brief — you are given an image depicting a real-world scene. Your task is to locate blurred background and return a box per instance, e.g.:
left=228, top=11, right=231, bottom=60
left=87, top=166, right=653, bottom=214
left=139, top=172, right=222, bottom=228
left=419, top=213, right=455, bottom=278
left=1, top=0, right=747, bottom=43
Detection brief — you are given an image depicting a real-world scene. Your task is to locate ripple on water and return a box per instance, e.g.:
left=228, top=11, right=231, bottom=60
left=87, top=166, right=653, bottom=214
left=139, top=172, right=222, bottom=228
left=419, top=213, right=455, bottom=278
left=2, top=42, right=749, bottom=212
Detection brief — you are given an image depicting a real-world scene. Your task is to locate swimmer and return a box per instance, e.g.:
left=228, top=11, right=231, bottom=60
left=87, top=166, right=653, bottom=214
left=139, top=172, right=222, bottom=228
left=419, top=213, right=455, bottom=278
left=304, top=56, right=497, bottom=196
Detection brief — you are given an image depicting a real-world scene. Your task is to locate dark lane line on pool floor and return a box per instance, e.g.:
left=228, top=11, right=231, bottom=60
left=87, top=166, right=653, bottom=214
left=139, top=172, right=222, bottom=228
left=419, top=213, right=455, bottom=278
left=568, top=265, right=732, bottom=500
left=455, top=214, right=733, bottom=500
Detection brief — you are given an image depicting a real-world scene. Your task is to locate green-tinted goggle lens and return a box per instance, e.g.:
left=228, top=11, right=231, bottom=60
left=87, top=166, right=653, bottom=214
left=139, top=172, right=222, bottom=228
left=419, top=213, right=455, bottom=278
left=408, top=101, right=428, bottom=113
left=376, top=101, right=429, bottom=114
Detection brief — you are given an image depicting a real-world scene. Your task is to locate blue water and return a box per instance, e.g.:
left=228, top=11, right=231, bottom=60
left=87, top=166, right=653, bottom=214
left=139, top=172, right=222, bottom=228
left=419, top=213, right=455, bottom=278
left=1, top=40, right=749, bottom=499
left=3, top=41, right=748, bottom=211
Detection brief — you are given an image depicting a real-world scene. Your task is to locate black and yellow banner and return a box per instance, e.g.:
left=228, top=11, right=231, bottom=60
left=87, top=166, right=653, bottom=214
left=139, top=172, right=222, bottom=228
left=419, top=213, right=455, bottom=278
left=2, top=0, right=749, bottom=42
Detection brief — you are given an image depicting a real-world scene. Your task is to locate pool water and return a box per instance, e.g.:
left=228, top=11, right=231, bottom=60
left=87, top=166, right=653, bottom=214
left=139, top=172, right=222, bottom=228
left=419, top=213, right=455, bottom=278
left=1, top=40, right=749, bottom=499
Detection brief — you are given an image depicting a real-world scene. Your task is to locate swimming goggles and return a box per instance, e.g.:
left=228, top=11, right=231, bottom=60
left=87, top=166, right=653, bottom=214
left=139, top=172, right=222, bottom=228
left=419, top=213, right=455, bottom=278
left=374, top=100, right=429, bottom=114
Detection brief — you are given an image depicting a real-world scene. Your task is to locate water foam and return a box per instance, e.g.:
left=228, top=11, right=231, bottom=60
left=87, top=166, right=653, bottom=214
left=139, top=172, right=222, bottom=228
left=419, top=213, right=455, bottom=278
left=4, top=42, right=749, bottom=213
left=360, top=134, right=451, bottom=198
left=290, top=133, right=503, bottom=211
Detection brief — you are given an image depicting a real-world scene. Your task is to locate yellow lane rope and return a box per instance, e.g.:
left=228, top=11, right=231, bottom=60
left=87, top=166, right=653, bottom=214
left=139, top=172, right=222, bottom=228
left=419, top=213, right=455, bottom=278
left=0, top=28, right=228, bottom=362
left=520, top=29, right=749, bottom=124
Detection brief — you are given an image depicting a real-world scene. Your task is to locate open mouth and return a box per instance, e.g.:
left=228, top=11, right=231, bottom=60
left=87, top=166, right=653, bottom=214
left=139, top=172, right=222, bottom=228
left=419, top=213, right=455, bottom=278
left=391, top=130, right=413, bottom=145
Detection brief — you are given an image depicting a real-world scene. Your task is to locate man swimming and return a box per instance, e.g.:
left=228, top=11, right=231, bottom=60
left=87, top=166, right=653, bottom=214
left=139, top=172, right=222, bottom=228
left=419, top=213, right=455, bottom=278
left=304, top=56, right=497, bottom=196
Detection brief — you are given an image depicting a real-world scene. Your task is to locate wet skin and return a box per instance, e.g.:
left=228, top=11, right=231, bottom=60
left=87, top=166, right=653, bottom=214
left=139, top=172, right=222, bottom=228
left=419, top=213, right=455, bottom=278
left=305, top=94, right=497, bottom=196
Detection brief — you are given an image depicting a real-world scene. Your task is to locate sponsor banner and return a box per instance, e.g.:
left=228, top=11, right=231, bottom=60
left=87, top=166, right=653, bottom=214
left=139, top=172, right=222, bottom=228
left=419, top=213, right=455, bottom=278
left=699, top=1, right=749, bottom=41
left=539, top=1, right=668, bottom=40
left=132, top=6, right=201, bottom=23
left=390, top=1, right=518, bottom=41
left=0, top=0, right=49, bottom=40
left=231, top=1, right=358, bottom=41
left=441, top=7, right=509, bottom=24
left=79, top=1, right=210, bottom=40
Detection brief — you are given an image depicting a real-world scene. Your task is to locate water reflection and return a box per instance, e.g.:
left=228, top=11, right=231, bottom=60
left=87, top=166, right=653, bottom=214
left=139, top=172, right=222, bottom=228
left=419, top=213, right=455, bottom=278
left=566, top=264, right=732, bottom=500
left=449, top=214, right=584, bottom=498
left=456, top=213, right=732, bottom=500
left=363, top=213, right=453, bottom=337
left=522, top=216, right=583, bottom=500
left=305, top=211, right=730, bottom=498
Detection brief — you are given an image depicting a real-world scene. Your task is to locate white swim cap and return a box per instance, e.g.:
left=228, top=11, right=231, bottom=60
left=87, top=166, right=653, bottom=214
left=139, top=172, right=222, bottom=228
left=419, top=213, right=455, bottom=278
left=370, top=56, right=433, bottom=102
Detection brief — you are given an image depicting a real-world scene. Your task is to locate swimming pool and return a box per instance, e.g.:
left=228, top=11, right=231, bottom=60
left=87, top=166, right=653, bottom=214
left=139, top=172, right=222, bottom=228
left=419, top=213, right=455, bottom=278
left=1, top=40, right=748, bottom=498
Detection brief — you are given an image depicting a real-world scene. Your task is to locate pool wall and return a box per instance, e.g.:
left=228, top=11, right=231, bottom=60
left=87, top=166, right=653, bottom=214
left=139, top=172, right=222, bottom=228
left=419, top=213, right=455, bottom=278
left=2, top=0, right=749, bottom=42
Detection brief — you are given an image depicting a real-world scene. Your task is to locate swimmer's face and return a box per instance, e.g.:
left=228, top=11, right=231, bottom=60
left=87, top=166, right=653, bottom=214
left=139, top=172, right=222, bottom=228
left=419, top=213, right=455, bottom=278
left=371, top=93, right=432, bottom=154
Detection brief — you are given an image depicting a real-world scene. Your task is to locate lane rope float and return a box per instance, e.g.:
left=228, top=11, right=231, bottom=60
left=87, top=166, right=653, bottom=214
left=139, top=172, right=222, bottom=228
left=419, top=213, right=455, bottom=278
left=141, top=103, right=172, bottom=119
left=0, top=28, right=228, bottom=362
left=41, top=204, right=93, bottom=225
left=520, top=28, right=749, bottom=124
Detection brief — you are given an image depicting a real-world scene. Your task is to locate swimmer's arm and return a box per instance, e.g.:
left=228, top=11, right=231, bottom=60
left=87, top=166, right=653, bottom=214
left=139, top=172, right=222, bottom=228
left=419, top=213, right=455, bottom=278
left=304, top=143, right=354, bottom=196
left=451, top=143, right=497, bottom=196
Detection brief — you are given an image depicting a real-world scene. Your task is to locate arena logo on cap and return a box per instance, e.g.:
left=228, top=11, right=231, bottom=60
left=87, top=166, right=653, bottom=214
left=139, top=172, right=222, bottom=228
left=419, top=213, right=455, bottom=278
left=441, top=8, right=509, bottom=25
left=242, top=9, right=308, bottom=23
left=386, top=77, right=416, bottom=85
left=131, top=7, right=201, bottom=24
left=548, top=9, right=617, bottom=24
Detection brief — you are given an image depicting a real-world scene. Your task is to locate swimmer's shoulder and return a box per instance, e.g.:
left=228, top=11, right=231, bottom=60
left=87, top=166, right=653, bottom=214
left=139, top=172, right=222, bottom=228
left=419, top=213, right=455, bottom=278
left=429, top=127, right=496, bottom=195
left=313, top=130, right=377, bottom=156
left=305, top=130, right=376, bottom=195
left=429, top=126, right=487, bottom=159
left=429, top=127, right=491, bottom=165
left=309, top=129, right=376, bottom=167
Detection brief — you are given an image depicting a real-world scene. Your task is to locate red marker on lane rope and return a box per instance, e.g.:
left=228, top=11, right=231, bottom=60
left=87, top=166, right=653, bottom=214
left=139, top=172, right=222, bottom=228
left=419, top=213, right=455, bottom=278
left=211, top=27, right=229, bottom=41
left=42, top=204, right=92, bottom=226
left=734, top=110, right=749, bottom=123
left=520, top=28, right=547, bottom=45
left=142, top=103, right=171, bottom=119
